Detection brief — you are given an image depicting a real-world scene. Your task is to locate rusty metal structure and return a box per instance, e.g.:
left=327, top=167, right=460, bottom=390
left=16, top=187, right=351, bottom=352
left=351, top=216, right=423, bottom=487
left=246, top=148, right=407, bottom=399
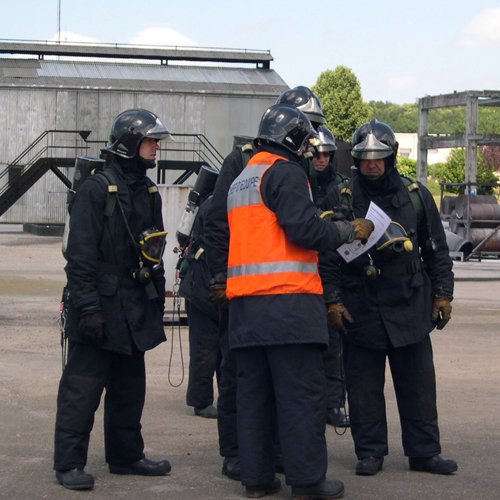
left=417, top=90, right=500, bottom=260
left=441, top=187, right=500, bottom=260
left=417, top=90, right=500, bottom=186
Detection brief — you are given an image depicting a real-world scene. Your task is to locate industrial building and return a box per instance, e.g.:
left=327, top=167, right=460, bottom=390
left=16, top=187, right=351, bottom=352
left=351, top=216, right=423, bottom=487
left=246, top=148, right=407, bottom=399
left=0, top=40, right=288, bottom=225
left=0, top=40, right=288, bottom=288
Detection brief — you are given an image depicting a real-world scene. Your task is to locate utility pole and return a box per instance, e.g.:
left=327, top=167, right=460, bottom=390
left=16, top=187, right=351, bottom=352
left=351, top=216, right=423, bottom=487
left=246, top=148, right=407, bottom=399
left=57, top=0, right=61, bottom=44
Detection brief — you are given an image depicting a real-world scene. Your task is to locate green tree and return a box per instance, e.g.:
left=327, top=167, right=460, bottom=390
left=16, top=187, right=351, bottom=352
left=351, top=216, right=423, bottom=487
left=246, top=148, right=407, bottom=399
left=397, top=157, right=417, bottom=178
left=313, top=66, right=371, bottom=141
left=369, top=101, right=418, bottom=132
left=435, top=148, right=497, bottom=194
left=479, top=107, right=500, bottom=134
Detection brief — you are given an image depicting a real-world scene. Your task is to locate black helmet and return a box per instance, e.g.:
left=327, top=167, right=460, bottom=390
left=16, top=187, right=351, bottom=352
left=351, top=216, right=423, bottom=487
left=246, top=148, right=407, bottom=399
left=276, top=86, right=326, bottom=127
left=257, top=104, right=315, bottom=155
left=106, top=108, right=172, bottom=159
left=312, top=126, right=337, bottom=154
left=351, top=119, right=398, bottom=163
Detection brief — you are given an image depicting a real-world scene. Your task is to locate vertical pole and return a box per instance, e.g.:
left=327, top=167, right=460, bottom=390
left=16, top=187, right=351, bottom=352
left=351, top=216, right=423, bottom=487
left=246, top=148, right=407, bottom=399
left=57, top=0, right=61, bottom=43
left=417, top=98, right=429, bottom=186
left=465, top=94, right=478, bottom=192
left=465, top=93, right=478, bottom=242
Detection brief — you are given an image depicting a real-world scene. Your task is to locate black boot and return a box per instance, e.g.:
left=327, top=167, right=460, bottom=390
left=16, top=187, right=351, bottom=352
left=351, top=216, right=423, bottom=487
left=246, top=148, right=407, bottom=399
left=56, top=468, right=94, bottom=490
left=356, top=456, right=384, bottom=476
left=222, top=456, right=240, bottom=480
left=109, top=457, right=171, bottom=476
left=194, top=404, right=218, bottom=419
left=409, top=455, right=458, bottom=474
left=291, top=479, right=344, bottom=499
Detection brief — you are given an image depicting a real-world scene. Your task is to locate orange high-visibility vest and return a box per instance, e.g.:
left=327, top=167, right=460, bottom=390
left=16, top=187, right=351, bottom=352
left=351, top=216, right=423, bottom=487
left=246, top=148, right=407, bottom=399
left=226, top=151, right=323, bottom=299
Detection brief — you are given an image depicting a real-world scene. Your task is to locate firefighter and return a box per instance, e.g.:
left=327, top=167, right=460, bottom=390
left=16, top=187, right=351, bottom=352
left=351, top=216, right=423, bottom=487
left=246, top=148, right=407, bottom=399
left=327, top=119, right=458, bottom=476
left=178, top=192, right=221, bottom=419
left=226, top=103, right=373, bottom=498
left=307, top=126, right=350, bottom=428
left=54, top=109, right=172, bottom=490
left=204, top=86, right=330, bottom=481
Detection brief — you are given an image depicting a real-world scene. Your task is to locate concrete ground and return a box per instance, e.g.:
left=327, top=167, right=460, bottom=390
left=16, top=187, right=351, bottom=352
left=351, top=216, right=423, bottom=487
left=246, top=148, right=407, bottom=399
left=0, top=225, right=499, bottom=499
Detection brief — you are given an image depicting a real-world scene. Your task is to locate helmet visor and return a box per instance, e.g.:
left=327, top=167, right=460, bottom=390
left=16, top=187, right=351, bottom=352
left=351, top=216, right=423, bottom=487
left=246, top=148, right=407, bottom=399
left=145, top=118, right=173, bottom=142
left=352, top=131, right=393, bottom=160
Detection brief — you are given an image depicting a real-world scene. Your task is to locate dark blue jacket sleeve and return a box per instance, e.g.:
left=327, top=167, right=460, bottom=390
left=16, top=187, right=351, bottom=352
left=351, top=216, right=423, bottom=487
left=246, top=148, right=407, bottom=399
left=260, top=159, right=350, bottom=253
left=204, top=148, right=244, bottom=281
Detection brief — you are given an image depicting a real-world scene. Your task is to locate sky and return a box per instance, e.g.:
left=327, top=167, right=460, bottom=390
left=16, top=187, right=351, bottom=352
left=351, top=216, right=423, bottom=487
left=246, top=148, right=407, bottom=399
left=2, top=0, right=500, bottom=104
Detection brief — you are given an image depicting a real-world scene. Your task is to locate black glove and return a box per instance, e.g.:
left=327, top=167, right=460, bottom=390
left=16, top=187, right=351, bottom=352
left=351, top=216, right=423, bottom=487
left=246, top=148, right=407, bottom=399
left=327, top=302, right=353, bottom=335
left=431, top=296, right=452, bottom=330
left=78, top=310, right=106, bottom=346
left=209, top=277, right=228, bottom=308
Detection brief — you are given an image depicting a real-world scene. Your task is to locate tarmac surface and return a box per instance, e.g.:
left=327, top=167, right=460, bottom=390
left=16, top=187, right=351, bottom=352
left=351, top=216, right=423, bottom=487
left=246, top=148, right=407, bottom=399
left=0, top=224, right=499, bottom=499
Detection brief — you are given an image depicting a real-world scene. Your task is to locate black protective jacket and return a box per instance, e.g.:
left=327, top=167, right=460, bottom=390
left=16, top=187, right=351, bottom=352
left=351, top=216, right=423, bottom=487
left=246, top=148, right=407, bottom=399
left=65, top=156, right=166, bottom=354
left=320, top=170, right=454, bottom=349
left=178, top=196, right=219, bottom=322
left=228, top=144, right=353, bottom=350
left=204, top=146, right=250, bottom=281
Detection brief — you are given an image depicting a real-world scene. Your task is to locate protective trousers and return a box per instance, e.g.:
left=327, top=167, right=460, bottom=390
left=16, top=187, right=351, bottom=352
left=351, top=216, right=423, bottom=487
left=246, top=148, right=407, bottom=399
left=54, top=341, right=146, bottom=471
left=186, top=301, right=221, bottom=408
left=234, top=344, right=327, bottom=488
left=216, top=308, right=239, bottom=458
left=344, top=335, right=441, bottom=459
left=323, top=327, right=346, bottom=409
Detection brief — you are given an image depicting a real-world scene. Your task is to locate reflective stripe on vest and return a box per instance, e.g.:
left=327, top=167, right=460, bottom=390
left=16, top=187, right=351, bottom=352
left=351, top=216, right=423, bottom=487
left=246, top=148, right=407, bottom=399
left=226, top=151, right=323, bottom=299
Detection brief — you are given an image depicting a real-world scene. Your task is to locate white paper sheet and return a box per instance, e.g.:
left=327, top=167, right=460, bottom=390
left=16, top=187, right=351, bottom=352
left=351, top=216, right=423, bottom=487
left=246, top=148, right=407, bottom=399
left=336, top=202, right=391, bottom=263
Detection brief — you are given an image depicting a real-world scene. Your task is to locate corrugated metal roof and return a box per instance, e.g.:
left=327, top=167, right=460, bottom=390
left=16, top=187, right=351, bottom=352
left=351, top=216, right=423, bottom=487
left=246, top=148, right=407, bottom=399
left=0, top=59, right=288, bottom=95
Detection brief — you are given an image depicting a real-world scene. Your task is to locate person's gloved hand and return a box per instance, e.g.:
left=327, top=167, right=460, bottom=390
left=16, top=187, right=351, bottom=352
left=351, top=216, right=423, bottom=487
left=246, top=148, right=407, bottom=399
left=350, top=218, right=375, bottom=241
left=209, top=280, right=228, bottom=308
left=431, top=296, right=452, bottom=330
left=327, top=302, right=353, bottom=335
left=78, top=310, right=106, bottom=345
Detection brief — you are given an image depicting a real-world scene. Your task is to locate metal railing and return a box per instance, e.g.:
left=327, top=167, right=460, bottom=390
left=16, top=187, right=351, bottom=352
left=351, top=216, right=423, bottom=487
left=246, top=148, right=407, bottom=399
left=161, top=133, right=224, bottom=184
left=0, top=130, right=91, bottom=197
left=0, top=129, right=225, bottom=215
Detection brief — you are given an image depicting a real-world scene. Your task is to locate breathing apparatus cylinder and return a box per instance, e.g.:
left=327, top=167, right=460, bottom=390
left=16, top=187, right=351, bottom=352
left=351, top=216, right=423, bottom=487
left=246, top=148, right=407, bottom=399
left=62, top=156, right=106, bottom=258
left=176, top=164, right=219, bottom=248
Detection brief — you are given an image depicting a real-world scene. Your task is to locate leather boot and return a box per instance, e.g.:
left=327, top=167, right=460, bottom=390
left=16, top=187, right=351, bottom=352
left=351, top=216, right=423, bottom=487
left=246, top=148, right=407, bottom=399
left=56, top=468, right=94, bottom=490
left=109, top=457, right=171, bottom=476
left=409, top=455, right=458, bottom=474
left=222, top=456, right=240, bottom=480
left=194, top=404, right=218, bottom=419
left=356, top=456, right=384, bottom=476
left=291, top=478, right=344, bottom=499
